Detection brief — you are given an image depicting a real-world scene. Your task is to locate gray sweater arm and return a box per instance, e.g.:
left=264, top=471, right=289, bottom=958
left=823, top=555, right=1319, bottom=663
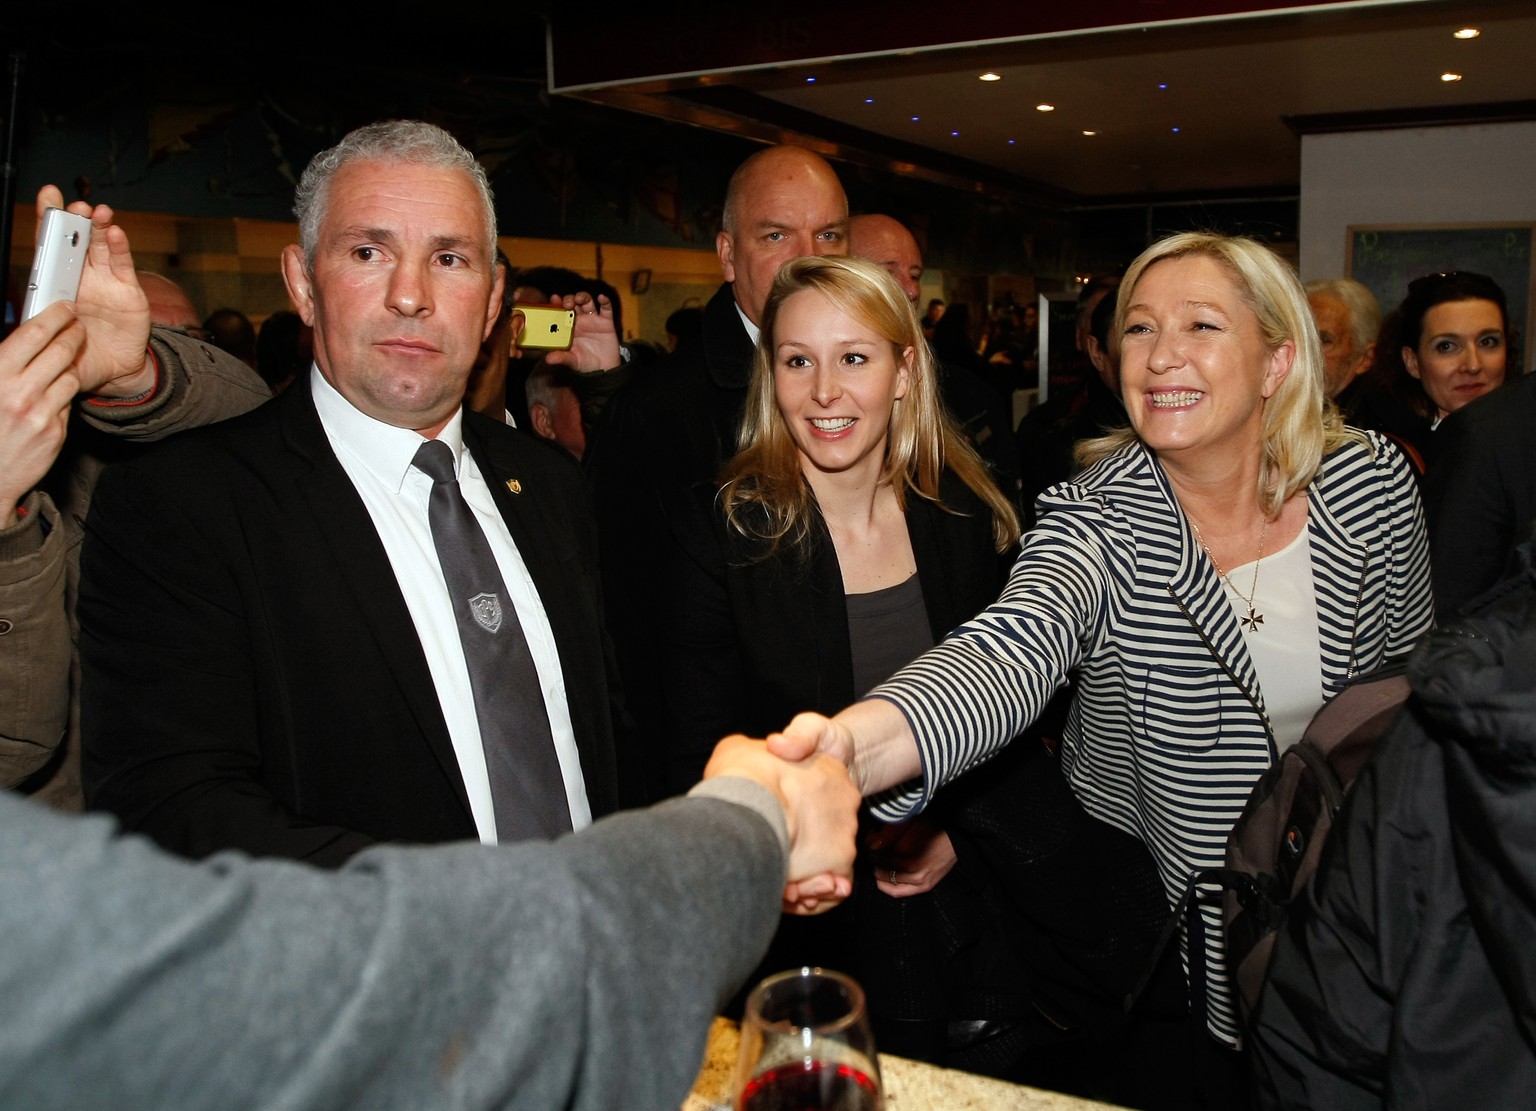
left=0, top=790, right=784, bottom=1110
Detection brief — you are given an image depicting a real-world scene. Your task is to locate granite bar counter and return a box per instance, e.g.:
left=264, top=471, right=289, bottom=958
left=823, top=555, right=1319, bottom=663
left=685, top=1017, right=1130, bottom=1111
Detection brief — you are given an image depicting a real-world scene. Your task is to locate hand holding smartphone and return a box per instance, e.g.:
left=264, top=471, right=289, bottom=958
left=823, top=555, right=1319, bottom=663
left=512, top=304, right=576, bottom=351
left=21, top=208, right=93, bottom=322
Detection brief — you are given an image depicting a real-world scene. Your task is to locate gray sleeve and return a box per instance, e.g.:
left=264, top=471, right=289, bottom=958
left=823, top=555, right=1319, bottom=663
left=687, top=774, right=789, bottom=856
left=0, top=790, right=785, bottom=1111
left=75, top=327, right=271, bottom=440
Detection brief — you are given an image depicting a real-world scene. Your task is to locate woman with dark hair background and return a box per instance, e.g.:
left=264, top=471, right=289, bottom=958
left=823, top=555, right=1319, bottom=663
left=1352, top=270, right=1511, bottom=477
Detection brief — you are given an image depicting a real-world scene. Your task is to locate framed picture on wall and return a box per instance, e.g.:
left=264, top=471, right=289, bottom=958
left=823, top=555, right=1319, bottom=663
left=1346, top=222, right=1535, bottom=374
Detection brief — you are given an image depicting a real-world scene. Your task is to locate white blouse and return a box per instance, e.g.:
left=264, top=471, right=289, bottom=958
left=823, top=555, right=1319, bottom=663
left=1223, top=523, right=1324, bottom=752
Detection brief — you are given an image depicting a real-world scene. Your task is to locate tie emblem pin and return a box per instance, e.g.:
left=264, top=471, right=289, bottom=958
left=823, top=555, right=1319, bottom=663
left=468, top=592, right=504, bottom=634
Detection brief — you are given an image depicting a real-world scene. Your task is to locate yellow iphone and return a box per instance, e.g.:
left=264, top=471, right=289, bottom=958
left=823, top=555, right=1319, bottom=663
left=513, top=304, right=576, bottom=351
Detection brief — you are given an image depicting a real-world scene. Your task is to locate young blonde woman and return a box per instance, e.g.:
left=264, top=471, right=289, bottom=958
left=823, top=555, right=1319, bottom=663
left=661, top=256, right=1082, bottom=1068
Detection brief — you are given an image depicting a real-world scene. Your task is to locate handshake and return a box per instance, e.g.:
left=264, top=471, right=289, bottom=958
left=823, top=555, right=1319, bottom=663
left=700, top=713, right=864, bottom=916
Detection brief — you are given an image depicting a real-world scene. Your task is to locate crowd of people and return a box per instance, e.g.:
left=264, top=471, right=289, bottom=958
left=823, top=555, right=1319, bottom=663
left=2, top=117, right=1530, bottom=1110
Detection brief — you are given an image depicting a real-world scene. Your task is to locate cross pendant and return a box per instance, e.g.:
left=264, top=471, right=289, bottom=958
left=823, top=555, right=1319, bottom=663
left=1241, top=606, right=1265, bottom=632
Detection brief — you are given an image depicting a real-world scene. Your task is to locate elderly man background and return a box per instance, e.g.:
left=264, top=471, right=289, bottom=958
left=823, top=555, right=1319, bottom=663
left=1303, top=277, right=1380, bottom=413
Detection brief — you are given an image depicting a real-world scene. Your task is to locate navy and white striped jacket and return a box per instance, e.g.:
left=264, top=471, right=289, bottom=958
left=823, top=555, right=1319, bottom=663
left=869, top=430, right=1434, bottom=1044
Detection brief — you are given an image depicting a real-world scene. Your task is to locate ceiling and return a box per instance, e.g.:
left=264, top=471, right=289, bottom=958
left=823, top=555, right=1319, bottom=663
left=549, top=0, right=1536, bottom=209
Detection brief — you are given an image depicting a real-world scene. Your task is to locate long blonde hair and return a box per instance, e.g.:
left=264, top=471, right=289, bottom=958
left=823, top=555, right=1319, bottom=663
left=1077, top=231, right=1361, bottom=515
left=721, top=255, right=1019, bottom=554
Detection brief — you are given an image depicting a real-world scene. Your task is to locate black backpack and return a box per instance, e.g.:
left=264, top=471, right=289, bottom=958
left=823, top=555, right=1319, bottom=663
left=1125, top=659, right=1413, bottom=1027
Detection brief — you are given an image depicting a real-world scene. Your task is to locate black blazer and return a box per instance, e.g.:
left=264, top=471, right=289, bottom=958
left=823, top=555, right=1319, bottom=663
left=79, top=376, right=621, bottom=866
left=1425, top=371, right=1536, bottom=619
left=658, top=469, right=1012, bottom=794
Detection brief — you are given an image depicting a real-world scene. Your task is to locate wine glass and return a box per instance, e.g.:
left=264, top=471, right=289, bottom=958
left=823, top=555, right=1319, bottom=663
left=732, top=966, right=883, bottom=1111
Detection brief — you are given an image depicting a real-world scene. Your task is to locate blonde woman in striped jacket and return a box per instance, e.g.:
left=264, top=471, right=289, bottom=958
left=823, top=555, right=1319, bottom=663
left=772, top=231, right=1434, bottom=1108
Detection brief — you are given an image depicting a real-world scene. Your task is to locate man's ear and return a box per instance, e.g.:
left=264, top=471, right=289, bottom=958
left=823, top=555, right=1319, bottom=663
left=281, top=245, right=316, bottom=326
left=484, top=263, right=507, bottom=342
left=529, top=402, right=556, bottom=442
left=1356, top=341, right=1377, bottom=380
left=716, top=230, right=737, bottom=284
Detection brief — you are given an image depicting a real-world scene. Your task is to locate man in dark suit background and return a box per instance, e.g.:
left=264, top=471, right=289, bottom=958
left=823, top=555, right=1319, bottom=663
left=78, top=119, right=625, bottom=865
left=585, top=144, right=849, bottom=802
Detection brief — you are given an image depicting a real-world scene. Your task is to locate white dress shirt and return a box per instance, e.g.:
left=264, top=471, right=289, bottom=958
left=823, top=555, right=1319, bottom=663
left=311, top=368, right=591, bottom=843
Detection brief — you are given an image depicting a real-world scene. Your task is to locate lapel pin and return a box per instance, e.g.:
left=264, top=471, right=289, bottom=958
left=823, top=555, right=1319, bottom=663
left=505, top=478, right=523, bottom=495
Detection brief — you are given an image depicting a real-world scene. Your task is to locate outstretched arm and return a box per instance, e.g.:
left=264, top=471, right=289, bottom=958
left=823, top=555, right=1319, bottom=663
left=766, top=700, right=923, bottom=796
left=0, top=772, right=790, bottom=1110
left=0, top=306, right=88, bottom=786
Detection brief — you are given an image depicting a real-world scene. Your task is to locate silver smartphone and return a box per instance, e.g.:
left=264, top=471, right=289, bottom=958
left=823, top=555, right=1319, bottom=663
left=21, top=208, right=93, bottom=321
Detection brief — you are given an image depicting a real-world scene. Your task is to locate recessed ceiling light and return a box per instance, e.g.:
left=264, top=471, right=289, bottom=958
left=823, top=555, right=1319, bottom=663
left=951, top=130, right=960, bottom=137
left=911, top=116, right=921, bottom=122
left=1082, top=130, right=1098, bottom=136
left=1453, top=27, right=1480, bottom=40
left=1171, top=126, right=1181, bottom=134
left=979, top=72, right=1002, bottom=82
left=1036, top=103, right=1055, bottom=112
left=1441, top=72, right=1464, bottom=82
left=864, top=97, right=874, bottom=105
left=1008, top=139, right=1016, bottom=145
left=1157, top=83, right=1168, bottom=91
left=805, top=76, right=816, bottom=84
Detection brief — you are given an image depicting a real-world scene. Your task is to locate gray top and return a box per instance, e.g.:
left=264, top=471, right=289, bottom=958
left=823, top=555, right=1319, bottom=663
left=0, top=780, right=787, bottom=1110
left=846, top=573, right=933, bottom=697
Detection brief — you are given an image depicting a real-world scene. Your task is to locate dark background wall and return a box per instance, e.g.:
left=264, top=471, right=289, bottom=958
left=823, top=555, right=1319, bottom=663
left=1, top=12, right=1297, bottom=302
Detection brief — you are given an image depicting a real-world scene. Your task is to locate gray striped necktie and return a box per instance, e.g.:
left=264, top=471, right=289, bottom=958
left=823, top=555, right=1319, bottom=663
left=412, top=438, right=572, bottom=841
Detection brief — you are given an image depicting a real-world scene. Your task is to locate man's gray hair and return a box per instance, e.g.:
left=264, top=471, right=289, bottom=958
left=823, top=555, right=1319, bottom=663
left=525, top=360, right=574, bottom=412
left=1304, top=277, right=1382, bottom=357
left=293, top=119, right=497, bottom=269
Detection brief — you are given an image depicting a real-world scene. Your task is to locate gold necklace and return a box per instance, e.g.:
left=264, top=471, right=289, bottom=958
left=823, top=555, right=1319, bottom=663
left=1189, top=516, right=1269, bottom=632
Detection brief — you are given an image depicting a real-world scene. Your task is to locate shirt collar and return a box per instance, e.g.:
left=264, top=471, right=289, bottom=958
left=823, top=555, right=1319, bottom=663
left=734, top=300, right=761, bottom=346
left=310, top=365, right=466, bottom=493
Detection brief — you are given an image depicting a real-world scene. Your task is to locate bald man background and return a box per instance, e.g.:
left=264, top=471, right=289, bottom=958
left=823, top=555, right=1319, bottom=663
left=588, top=145, right=849, bottom=802
left=134, top=271, right=201, bottom=333
left=847, top=213, right=1019, bottom=506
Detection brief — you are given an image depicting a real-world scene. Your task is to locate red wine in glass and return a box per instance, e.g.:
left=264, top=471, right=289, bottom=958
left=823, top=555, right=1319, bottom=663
left=739, top=1059, right=881, bottom=1111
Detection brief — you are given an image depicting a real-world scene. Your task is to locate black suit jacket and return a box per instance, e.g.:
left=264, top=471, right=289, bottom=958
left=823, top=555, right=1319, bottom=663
left=658, top=470, right=1012, bottom=793
left=79, top=375, right=621, bottom=866
left=1425, top=370, right=1536, bottom=619
left=585, top=282, right=755, bottom=801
